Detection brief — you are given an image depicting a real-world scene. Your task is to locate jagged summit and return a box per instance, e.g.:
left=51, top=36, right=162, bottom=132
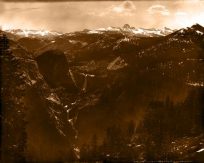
left=171, top=23, right=204, bottom=38
left=191, top=23, right=204, bottom=32
left=191, top=23, right=204, bottom=29
left=123, top=24, right=131, bottom=29
left=85, top=24, right=174, bottom=37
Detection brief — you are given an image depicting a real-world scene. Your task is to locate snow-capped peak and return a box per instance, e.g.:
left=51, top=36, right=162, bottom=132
left=176, top=24, right=204, bottom=36
left=2, top=28, right=62, bottom=37
left=87, top=25, right=174, bottom=37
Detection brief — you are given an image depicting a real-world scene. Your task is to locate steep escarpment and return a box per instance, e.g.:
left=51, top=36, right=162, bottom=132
left=0, top=33, right=76, bottom=162
left=35, top=49, right=76, bottom=90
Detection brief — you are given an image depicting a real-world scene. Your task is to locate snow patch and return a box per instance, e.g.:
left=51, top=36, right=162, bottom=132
left=197, top=148, right=204, bottom=153
left=87, top=30, right=100, bottom=34
left=196, top=30, right=203, bottom=35
left=187, top=82, right=204, bottom=87
left=46, top=93, right=61, bottom=105
left=107, top=56, right=128, bottom=71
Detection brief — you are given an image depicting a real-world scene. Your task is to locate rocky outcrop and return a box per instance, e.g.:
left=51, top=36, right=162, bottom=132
left=35, top=49, right=77, bottom=91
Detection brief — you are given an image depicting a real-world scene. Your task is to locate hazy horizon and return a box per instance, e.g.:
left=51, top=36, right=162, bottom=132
left=0, top=0, right=204, bottom=33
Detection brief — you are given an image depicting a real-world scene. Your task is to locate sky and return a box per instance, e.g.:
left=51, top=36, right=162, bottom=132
left=0, top=0, right=204, bottom=32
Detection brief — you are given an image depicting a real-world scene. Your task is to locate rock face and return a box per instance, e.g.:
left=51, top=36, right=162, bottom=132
left=0, top=34, right=76, bottom=162
left=123, top=24, right=131, bottom=29
left=36, top=49, right=76, bottom=90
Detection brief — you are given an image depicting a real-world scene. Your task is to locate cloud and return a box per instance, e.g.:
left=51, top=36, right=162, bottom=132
left=112, top=1, right=136, bottom=14
left=174, top=0, right=200, bottom=5
left=88, top=1, right=136, bottom=17
left=1, top=1, right=204, bottom=32
left=147, top=5, right=170, bottom=16
left=112, top=6, right=125, bottom=13
left=175, top=11, right=188, bottom=16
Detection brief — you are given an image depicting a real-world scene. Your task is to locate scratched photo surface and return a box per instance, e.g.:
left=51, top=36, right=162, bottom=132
left=1, top=0, right=204, bottom=162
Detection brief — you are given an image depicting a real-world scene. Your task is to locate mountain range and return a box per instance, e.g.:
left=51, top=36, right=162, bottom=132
left=1, top=24, right=204, bottom=162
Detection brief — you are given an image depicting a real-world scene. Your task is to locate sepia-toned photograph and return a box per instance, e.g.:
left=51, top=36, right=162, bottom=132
left=0, top=0, right=204, bottom=162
